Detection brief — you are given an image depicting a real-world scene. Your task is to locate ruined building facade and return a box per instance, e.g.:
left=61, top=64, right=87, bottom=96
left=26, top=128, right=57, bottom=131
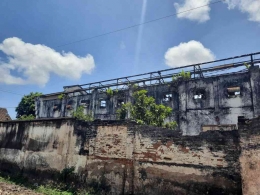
left=35, top=52, right=260, bottom=135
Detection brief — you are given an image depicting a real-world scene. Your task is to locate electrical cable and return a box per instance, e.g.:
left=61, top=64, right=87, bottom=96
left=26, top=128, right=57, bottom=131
left=55, top=0, right=224, bottom=48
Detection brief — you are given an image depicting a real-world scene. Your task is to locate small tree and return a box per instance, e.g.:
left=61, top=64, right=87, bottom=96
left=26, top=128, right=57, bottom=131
left=117, top=90, right=177, bottom=129
left=16, top=92, right=42, bottom=119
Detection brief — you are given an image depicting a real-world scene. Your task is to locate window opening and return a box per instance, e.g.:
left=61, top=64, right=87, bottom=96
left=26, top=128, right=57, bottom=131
left=100, top=100, right=106, bottom=108
left=193, top=89, right=206, bottom=100
left=227, top=87, right=241, bottom=98
left=117, top=99, right=125, bottom=107
left=163, top=94, right=172, bottom=102
left=80, top=99, right=90, bottom=107
left=66, top=100, right=74, bottom=110
left=53, top=104, right=61, bottom=111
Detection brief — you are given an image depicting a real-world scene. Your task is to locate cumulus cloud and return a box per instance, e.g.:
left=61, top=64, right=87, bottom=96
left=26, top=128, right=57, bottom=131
left=225, top=0, right=260, bottom=23
left=0, top=37, right=95, bottom=86
left=174, top=0, right=211, bottom=23
left=164, top=40, right=215, bottom=67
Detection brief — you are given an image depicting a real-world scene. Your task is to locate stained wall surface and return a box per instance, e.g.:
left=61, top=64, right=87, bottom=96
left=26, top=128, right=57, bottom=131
left=36, top=67, right=260, bottom=135
left=0, top=119, right=242, bottom=194
left=239, top=117, right=260, bottom=195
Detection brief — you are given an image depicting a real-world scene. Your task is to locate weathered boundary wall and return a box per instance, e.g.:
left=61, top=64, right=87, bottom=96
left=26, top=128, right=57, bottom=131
left=0, top=119, right=242, bottom=194
left=239, top=117, right=260, bottom=195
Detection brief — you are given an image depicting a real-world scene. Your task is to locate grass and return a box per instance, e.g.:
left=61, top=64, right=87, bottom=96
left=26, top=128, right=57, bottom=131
left=0, top=175, right=91, bottom=195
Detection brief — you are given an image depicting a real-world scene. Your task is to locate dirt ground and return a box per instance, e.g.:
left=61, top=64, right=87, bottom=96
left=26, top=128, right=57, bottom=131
left=0, top=182, right=41, bottom=195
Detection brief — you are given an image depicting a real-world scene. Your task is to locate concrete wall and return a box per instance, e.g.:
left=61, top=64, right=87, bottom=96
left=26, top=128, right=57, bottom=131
left=36, top=67, right=260, bottom=136
left=0, top=119, right=242, bottom=194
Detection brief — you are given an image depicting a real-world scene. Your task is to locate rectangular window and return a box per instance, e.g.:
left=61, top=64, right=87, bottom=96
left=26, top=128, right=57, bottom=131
left=194, top=94, right=203, bottom=99
left=227, top=87, right=240, bottom=98
left=80, top=99, right=90, bottom=107
left=193, top=89, right=206, bottom=100
left=163, top=94, right=172, bottom=102
left=100, top=100, right=106, bottom=108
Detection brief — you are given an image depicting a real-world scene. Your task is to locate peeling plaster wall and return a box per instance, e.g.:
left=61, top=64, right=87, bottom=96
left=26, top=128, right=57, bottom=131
left=36, top=67, right=260, bottom=136
left=0, top=119, right=243, bottom=194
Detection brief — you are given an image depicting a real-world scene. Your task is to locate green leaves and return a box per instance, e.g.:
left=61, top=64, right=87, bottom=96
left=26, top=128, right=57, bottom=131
left=106, top=88, right=113, bottom=97
left=71, top=106, right=93, bottom=122
left=172, top=70, right=191, bottom=81
left=116, top=89, right=177, bottom=129
left=16, top=92, right=42, bottom=119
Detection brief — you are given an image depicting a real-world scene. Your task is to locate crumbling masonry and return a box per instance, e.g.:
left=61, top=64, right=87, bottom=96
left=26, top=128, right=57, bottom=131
left=35, top=52, right=260, bottom=135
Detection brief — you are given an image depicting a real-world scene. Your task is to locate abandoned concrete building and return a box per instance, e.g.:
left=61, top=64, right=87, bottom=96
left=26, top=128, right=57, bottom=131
left=35, top=52, right=260, bottom=135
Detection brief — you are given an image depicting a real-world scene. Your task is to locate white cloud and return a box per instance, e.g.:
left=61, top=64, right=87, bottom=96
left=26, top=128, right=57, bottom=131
left=164, top=40, right=215, bottom=67
left=225, top=0, right=260, bottom=22
left=0, top=37, right=95, bottom=86
left=174, top=0, right=211, bottom=23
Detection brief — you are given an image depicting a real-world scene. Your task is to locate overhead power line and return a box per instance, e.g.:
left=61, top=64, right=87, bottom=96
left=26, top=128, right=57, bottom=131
left=56, top=0, right=224, bottom=48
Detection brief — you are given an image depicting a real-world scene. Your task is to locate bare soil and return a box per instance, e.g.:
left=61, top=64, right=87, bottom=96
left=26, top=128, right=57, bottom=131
left=0, top=182, right=41, bottom=195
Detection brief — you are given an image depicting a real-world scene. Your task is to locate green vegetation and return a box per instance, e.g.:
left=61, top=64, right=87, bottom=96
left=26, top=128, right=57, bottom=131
left=114, top=89, right=119, bottom=94
left=163, top=121, right=178, bottom=130
left=172, top=70, right=191, bottom=81
left=116, top=90, right=177, bottom=129
left=18, top=114, right=35, bottom=120
left=116, top=102, right=131, bottom=120
left=58, top=93, right=66, bottom=100
left=106, top=88, right=113, bottom=97
left=72, top=106, right=93, bottom=122
left=0, top=175, right=89, bottom=195
left=244, top=62, right=251, bottom=69
left=60, top=167, right=75, bottom=182
left=16, top=92, right=42, bottom=119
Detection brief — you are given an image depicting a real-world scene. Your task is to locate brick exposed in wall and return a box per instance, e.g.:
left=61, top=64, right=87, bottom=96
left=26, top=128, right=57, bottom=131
left=238, top=117, right=260, bottom=195
left=0, top=119, right=244, bottom=194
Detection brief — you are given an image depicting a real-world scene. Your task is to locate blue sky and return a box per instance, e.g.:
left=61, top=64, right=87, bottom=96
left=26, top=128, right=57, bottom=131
left=0, top=0, right=260, bottom=118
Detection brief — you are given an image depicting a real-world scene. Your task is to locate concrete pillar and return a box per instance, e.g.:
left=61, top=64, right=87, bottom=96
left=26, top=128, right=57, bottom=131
left=249, top=66, right=260, bottom=117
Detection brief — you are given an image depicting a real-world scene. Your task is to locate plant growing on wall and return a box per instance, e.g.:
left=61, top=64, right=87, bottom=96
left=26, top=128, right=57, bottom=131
left=163, top=121, right=178, bottom=130
left=18, top=114, right=35, bottom=120
left=172, top=70, right=191, bottom=82
left=58, top=93, right=66, bottom=100
left=244, top=62, right=251, bottom=69
left=106, top=88, right=113, bottom=97
left=71, top=106, right=93, bottom=122
left=116, top=90, right=177, bottom=129
left=116, top=102, right=131, bottom=120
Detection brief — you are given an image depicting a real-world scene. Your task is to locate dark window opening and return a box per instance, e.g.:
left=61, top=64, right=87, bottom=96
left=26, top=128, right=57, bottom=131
left=194, top=89, right=206, bottom=100
left=100, top=100, right=106, bottom=108
left=117, top=99, right=125, bottom=107
left=163, top=94, right=172, bottom=102
left=66, top=100, right=74, bottom=110
left=227, top=87, right=241, bottom=98
left=53, top=104, right=61, bottom=111
left=80, top=99, right=90, bottom=107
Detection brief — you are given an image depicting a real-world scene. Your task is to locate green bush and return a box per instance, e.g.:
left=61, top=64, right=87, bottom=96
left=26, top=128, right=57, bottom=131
left=18, top=114, right=35, bottom=120
left=72, top=106, right=93, bottom=122
left=163, top=121, right=178, bottom=130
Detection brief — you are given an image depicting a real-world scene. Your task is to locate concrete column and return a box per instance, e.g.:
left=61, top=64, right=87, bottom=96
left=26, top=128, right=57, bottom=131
left=249, top=66, right=260, bottom=117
